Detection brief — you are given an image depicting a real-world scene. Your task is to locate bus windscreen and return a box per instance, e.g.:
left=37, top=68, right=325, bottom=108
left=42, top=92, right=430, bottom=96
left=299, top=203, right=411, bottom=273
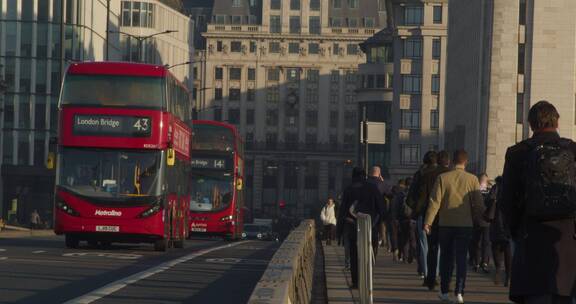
left=190, top=171, right=233, bottom=212
left=57, top=148, right=162, bottom=201
left=61, top=75, right=164, bottom=109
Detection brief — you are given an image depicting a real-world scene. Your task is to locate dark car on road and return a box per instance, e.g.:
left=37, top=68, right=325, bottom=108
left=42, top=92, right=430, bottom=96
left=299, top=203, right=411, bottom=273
left=242, top=224, right=279, bottom=241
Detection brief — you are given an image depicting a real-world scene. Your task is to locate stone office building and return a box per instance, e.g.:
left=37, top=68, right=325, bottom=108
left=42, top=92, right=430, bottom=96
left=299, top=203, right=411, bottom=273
left=193, top=0, right=387, bottom=218
left=444, top=0, right=576, bottom=178
left=356, top=0, right=448, bottom=181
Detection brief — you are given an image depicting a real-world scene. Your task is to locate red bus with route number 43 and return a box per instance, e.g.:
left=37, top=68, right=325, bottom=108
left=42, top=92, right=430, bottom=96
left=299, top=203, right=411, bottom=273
left=54, top=62, right=192, bottom=251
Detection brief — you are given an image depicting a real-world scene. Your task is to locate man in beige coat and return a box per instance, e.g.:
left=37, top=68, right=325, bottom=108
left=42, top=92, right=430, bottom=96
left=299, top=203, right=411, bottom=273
left=424, top=150, right=485, bottom=304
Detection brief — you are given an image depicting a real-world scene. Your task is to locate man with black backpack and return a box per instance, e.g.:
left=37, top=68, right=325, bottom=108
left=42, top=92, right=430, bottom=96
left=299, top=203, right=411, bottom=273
left=501, top=101, right=576, bottom=304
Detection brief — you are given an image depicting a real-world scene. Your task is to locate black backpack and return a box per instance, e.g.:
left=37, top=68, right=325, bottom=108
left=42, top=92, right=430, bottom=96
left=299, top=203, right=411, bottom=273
left=524, top=139, right=576, bottom=220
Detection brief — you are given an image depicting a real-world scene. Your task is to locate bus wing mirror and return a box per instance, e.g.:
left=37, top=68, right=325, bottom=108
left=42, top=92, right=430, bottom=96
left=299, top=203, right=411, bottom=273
left=46, top=152, right=56, bottom=170
left=236, top=177, right=243, bottom=191
left=167, top=148, right=176, bottom=166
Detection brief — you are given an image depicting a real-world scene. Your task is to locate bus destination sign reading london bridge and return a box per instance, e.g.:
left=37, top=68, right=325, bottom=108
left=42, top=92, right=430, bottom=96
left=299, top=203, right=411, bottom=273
left=73, top=114, right=152, bottom=137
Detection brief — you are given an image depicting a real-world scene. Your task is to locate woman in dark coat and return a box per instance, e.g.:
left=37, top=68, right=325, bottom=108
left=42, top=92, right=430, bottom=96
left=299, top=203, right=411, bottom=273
left=484, top=176, right=511, bottom=286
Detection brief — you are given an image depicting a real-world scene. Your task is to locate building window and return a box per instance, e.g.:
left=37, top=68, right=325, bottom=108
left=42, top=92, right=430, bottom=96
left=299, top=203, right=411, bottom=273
left=269, top=41, right=281, bottom=53
left=517, top=93, right=524, bottom=124
left=228, top=109, right=240, bottom=124
left=266, top=134, right=277, bottom=149
left=121, top=2, right=155, bottom=28
left=333, top=43, right=340, bottom=55
left=290, top=0, right=300, bottom=10
left=267, top=86, right=280, bottom=102
left=215, top=67, right=223, bottom=80
left=309, top=16, right=321, bottom=34
left=431, top=75, right=440, bottom=94
left=232, top=15, right=242, bottom=24
left=271, top=0, right=281, bottom=10
left=347, top=44, right=359, bottom=55
left=306, top=111, right=318, bottom=127
left=266, top=109, right=279, bottom=126
left=308, top=70, right=320, bottom=82
left=290, top=16, right=301, bottom=33
left=333, top=0, right=341, bottom=9
left=289, top=43, right=300, bottom=54
left=347, top=18, right=358, bottom=28
left=307, top=88, right=319, bottom=103
left=247, top=109, right=255, bottom=125
left=214, top=15, right=226, bottom=24
left=404, top=6, right=423, bottom=25
left=519, top=0, right=527, bottom=25
left=376, top=74, right=386, bottom=88
left=247, top=88, right=256, bottom=101
left=518, top=44, right=525, bottom=74
left=248, top=68, right=256, bottom=80
left=401, top=110, right=421, bottom=129
left=231, top=41, right=242, bottom=52
left=230, top=68, right=242, bottom=80
left=250, top=41, right=257, bottom=53
left=270, top=16, right=281, bottom=33
left=330, top=111, right=338, bottom=128
left=232, top=0, right=242, bottom=7
left=432, top=38, right=441, bottom=59
left=308, top=43, right=319, bottom=54
left=310, top=0, right=320, bottom=11
left=331, top=17, right=343, bottom=27
left=330, top=94, right=339, bottom=104
left=344, top=112, right=356, bottom=128
left=401, top=144, right=420, bottom=165
left=215, top=88, right=223, bottom=100
left=331, top=70, right=340, bottom=82
left=433, top=6, right=443, bottom=24
left=348, top=0, right=359, bottom=9
left=430, top=110, right=439, bottom=130
left=364, top=17, right=375, bottom=28
left=268, top=68, right=280, bottom=81
left=217, top=41, right=223, bottom=52
left=403, top=39, right=422, bottom=58
left=402, top=75, right=422, bottom=94
left=345, top=70, right=357, bottom=83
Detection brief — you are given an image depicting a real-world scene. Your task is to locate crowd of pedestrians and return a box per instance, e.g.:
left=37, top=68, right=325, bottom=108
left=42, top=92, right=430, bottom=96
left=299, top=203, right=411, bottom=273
left=324, top=101, right=575, bottom=303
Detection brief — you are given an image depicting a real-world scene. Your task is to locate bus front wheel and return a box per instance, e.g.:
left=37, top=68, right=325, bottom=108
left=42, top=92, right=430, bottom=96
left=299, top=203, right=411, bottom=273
left=65, top=235, right=79, bottom=249
left=154, top=238, right=168, bottom=252
left=173, top=238, right=184, bottom=248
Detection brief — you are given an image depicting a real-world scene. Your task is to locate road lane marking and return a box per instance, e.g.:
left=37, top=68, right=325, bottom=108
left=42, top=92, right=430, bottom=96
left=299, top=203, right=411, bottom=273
left=0, top=257, right=7, bottom=261
left=63, top=241, right=248, bottom=304
left=32, top=250, right=46, bottom=254
left=62, top=252, right=142, bottom=260
left=0, top=249, right=6, bottom=252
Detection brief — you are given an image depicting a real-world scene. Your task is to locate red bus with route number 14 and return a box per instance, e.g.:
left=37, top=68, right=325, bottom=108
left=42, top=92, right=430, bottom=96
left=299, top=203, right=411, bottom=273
left=188, top=120, right=244, bottom=240
left=54, top=62, right=192, bottom=251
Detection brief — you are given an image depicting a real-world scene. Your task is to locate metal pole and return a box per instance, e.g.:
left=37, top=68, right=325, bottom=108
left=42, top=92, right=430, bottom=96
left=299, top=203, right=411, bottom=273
left=363, top=105, right=369, bottom=174
left=0, top=64, right=5, bottom=220
left=357, top=213, right=373, bottom=304
left=105, top=0, right=110, bottom=60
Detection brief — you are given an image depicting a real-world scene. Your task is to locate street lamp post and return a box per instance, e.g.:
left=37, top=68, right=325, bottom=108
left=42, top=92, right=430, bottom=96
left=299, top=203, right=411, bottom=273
left=108, top=30, right=178, bottom=63
left=0, top=64, right=7, bottom=220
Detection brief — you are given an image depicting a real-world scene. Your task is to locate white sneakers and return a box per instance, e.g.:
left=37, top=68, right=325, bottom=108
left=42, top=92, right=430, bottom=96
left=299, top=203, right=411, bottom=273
left=437, top=293, right=464, bottom=303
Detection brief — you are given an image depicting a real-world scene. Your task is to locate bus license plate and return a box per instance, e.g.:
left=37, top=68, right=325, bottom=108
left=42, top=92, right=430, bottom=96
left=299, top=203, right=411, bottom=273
left=191, top=228, right=206, bottom=232
left=96, top=225, right=120, bottom=232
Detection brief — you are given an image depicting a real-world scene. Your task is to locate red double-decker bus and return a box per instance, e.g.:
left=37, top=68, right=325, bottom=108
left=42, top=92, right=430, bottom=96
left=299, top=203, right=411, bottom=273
left=188, top=121, right=244, bottom=240
left=54, top=62, right=191, bottom=251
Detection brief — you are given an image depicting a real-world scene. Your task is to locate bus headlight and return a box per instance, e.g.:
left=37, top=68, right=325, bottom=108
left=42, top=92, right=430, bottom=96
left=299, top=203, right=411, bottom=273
left=138, top=199, right=163, bottom=218
left=220, top=215, right=233, bottom=222
left=56, top=199, right=80, bottom=216
left=242, top=232, right=247, bottom=238
left=257, top=233, right=262, bottom=239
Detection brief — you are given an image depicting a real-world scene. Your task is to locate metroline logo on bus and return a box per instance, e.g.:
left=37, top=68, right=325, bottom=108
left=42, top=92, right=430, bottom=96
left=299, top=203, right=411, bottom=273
left=94, top=209, right=123, bottom=217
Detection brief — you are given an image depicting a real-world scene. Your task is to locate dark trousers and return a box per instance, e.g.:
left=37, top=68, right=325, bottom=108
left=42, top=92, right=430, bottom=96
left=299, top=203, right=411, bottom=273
left=524, top=295, right=576, bottom=304
left=390, top=220, right=400, bottom=253
left=399, top=220, right=417, bottom=263
left=471, top=226, right=491, bottom=266
left=324, top=224, right=335, bottom=245
left=439, top=227, right=473, bottom=295
left=426, top=223, right=440, bottom=284
left=492, top=240, right=511, bottom=279
left=348, top=234, right=358, bottom=286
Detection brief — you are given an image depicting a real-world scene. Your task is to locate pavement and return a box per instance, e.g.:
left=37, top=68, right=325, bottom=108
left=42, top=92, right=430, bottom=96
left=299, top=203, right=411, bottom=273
left=324, top=243, right=512, bottom=304
left=0, top=228, right=55, bottom=238
left=0, top=235, right=279, bottom=304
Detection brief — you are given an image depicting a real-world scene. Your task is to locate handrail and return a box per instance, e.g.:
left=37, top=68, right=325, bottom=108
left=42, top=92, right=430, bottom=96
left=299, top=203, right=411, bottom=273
left=248, top=219, right=316, bottom=304
left=357, top=213, right=373, bottom=304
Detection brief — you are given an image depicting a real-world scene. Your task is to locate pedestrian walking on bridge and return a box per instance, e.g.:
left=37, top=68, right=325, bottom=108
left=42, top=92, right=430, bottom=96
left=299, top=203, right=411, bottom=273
left=424, top=150, right=485, bottom=304
left=501, top=101, right=576, bottom=304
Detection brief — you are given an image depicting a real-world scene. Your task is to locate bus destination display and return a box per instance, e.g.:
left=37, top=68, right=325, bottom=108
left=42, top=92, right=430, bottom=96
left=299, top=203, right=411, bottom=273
left=73, top=115, right=151, bottom=137
left=190, top=158, right=229, bottom=170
